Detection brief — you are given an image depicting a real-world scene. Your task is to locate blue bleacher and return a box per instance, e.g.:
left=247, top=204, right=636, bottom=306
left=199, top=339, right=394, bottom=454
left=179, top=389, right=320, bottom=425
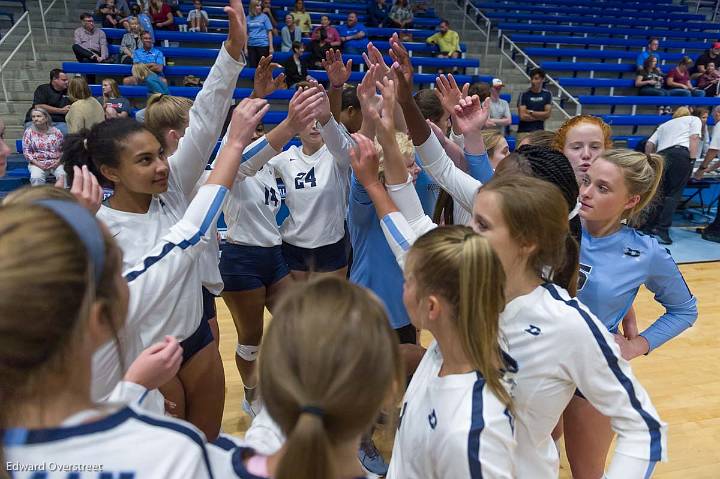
left=497, top=23, right=719, bottom=41
left=509, top=34, right=714, bottom=52
left=478, top=0, right=681, bottom=11
left=482, top=12, right=720, bottom=31
left=522, top=48, right=686, bottom=63
left=474, top=2, right=705, bottom=20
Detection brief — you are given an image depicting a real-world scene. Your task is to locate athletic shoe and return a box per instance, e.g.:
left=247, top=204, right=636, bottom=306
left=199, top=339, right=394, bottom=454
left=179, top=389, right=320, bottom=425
left=655, top=230, right=673, bottom=245
left=701, top=228, right=720, bottom=243
left=242, top=396, right=263, bottom=419
left=358, top=439, right=389, bottom=476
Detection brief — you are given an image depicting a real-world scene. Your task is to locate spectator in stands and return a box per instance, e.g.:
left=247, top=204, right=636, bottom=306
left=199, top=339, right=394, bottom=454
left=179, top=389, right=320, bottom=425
left=486, top=78, right=512, bottom=130
left=123, top=4, right=154, bottom=40
left=99, top=78, right=130, bottom=118
left=24, top=69, right=70, bottom=136
left=693, top=107, right=710, bottom=161
left=282, top=41, right=310, bottom=87
left=261, top=0, right=279, bottom=32
left=636, top=37, right=660, bottom=69
left=130, top=63, right=170, bottom=95
left=692, top=42, right=720, bottom=79
left=120, top=17, right=143, bottom=64
left=643, top=106, right=701, bottom=244
left=338, top=12, right=366, bottom=54
left=666, top=57, right=705, bottom=97
left=247, top=0, right=274, bottom=67
left=73, top=13, right=109, bottom=64
left=281, top=13, right=302, bottom=51
left=697, top=62, right=720, bottom=96
left=66, top=77, right=106, bottom=134
left=426, top=20, right=460, bottom=59
left=309, top=16, right=341, bottom=67
left=96, top=0, right=129, bottom=18
left=0, top=119, right=8, bottom=178
left=388, top=0, right=413, bottom=29
left=123, top=31, right=165, bottom=85
left=22, top=108, right=65, bottom=186
left=693, top=106, right=720, bottom=243
left=516, top=68, right=552, bottom=139
left=149, top=0, right=175, bottom=31
left=635, top=56, right=666, bottom=96
left=291, top=0, right=312, bottom=36
left=187, top=0, right=209, bottom=32
left=367, top=0, right=389, bottom=28
left=99, top=0, right=122, bottom=28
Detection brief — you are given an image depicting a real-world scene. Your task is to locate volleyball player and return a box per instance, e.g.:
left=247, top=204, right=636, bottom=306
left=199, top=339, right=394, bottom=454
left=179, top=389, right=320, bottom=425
left=215, top=86, right=325, bottom=418
left=553, top=115, right=613, bottom=183
left=0, top=97, right=268, bottom=478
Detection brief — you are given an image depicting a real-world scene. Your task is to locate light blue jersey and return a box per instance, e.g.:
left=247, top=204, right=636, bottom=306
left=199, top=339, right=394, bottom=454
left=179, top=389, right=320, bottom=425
left=577, top=226, right=698, bottom=351
left=348, top=174, right=411, bottom=330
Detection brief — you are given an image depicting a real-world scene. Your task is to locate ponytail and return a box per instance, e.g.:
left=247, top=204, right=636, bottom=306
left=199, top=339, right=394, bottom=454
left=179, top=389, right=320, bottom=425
left=61, top=130, right=98, bottom=185
left=275, top=412, right=334, bottom=479
left=432, top=189, right=455, bottom=225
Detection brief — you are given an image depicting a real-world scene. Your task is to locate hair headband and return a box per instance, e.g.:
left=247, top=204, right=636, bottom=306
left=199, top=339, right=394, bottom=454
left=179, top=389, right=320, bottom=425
left=35, top=200, right=105, bottom=283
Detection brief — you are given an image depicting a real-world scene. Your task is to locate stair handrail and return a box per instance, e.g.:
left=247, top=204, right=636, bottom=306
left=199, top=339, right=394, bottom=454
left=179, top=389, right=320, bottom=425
left=0, top=10, right=37, bottom=103
left=455, top=0, right=492, bottom=58
left=38, top=0, right=68, bottom=43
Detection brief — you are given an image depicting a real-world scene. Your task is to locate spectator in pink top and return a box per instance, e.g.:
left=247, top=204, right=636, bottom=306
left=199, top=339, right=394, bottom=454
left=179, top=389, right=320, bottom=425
left=665, top=57, right=706, bottom=97
left=22, top=108, right=65, bottom=186
left=309, top=15, right=341, bottom=67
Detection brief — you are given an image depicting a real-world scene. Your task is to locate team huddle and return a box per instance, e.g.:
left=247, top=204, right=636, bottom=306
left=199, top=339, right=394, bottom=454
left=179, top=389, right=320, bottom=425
left=0, top=0, right=698, bottom=478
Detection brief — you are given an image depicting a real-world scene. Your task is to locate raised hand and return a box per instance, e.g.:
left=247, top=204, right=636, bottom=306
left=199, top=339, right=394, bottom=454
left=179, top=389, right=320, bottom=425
left=321, top=49, right=352, bottom=88
left=224, top=0, right=247, bottom=60
left=362, top=42, right=391, bottom=83
left=57, top=165, right=104, bottom=213
left=252, top=55, right=285, bottom=99
left=227, top=98, right=270, bottom=147
left=453, top=95, right=491, bottom=134
left=307, top=80, right=332, bottom=124
left=356, top=65, right=381, bottom=113
left=349, top=132, right=381, bottom=189
left=388, top=33, right=414, bottom=103
left=435, top=74, right=469, bottom=117
left=286, top=86, right=325, bottom=133
left=372, top=75, right=398, bottom=140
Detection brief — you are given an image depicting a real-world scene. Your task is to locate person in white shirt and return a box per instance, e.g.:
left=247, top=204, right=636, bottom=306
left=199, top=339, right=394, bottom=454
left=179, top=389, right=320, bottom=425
left=268, top=82, right=353, bottom=280
left=1, top=99, right=267, bottom=478
left=486, top=78, right=512, bottom=130
left=214, top=85, right=325, bottom=418
left=62, top=0, right=248, bottom=441
left=229, top=277, right=403, bottom=479
left=643, top=106, right=702, bottom=244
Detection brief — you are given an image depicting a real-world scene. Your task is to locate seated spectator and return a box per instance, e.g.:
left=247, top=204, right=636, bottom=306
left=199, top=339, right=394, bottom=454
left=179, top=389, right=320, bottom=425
left=388, top=0, right=414, bottom=29
left=149, top=0, right=175, bottom=31
left=22, top=108, right=65, bottom=186
left=96, top=0, right=129, bottom=18
left=66, top=76, right=106, bottom=134
left=692, top=42, right=720, bottom=79
left=309, top=16, right=341, bottom=66
left=291, top=0, right=311, bottom=36
left=636, top=55, right=667, bottom=95
left=247, top=0, right=274, bottom=67
left=262, top=0, right=279, bottom=32
left=636, top=37, right=660, bottom=69
left=698, top=62, right=720, bottom=96
left=131, top=63, right=170, bottom=95
left=280, top=13, right=302, bottom=52
left=516, top=68, right=553, bottom=139
left=487, top=78, right=512, bottom=130
left=99, top=0, right=122, bottom=28
left=123, top=4, right=154, bottom=40
left=72, top=13, right=109, bottom=64
left=120, top=16, right=143, bottom=64
left=282, top=41, right=310, bottom=87
left=187, top=0, right=209, bottom=32
left=124, top=31, right=165, bottom=84
left=426, top=20, right=461, bottom=59
left=24, top=69, right=70, bottom=136
left=99, top=78, right=131, bottom=118
left=368, top=0, right=389, bottom=28
left=166, top=0, right=183, bottom=18
left=338, top=12, right=366, bottom=54
left=666, top=57, right=705, bottom=97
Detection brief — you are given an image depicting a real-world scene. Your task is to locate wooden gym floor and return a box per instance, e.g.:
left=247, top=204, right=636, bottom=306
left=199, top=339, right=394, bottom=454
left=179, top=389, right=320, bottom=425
left=216, top=262, right=720, bottom=477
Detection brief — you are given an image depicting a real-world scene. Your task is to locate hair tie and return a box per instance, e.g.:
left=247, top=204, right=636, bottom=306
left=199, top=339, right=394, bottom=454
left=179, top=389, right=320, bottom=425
left=83, top=138, right=89, bottom=150
left=300, top=405, right=325, bottom=418
left=568, top=199, right=581, bottom=220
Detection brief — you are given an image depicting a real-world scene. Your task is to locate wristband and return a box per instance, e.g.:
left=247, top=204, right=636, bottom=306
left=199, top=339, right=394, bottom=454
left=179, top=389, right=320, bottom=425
left=331, top=83, right=345, bottom=90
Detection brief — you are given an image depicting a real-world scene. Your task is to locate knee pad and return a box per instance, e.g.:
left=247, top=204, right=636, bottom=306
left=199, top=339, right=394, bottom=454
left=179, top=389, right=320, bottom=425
left=236, top=344, right=259, bottom=362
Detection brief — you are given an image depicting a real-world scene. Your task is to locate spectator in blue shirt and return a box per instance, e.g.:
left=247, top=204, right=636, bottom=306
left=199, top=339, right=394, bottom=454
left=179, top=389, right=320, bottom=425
left=367, top=0, right=388, bottom=27
left=247, top=0, right=274, bottom=67
left=124, top=31, right=166, bottom=85
left=636, top=37, right=661, bottom=69
left=338, top=12, right=366, bottom=54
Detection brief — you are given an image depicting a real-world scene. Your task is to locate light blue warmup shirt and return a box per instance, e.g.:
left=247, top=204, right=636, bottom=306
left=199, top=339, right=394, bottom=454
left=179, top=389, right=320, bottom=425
left=247, top=13, right=273, bottom=47
left=577, top=226, right=697, bottom=352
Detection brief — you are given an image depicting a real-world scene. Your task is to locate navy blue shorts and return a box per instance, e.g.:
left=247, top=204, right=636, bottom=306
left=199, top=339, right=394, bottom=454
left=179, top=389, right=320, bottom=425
left=281, top=234, right=349, bottom=272
left=219, top=243, right=290, bottom=291
left=202, top=286, right=217, bottom=322
left=180, top=316, right=214, bottom=365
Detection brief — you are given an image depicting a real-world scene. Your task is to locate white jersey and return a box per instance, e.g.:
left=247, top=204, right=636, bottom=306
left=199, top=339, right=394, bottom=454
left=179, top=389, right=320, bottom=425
left=268, top=117, right=352, bottom=248
left=216, top=135, right=284, bottom=247
left=4, top=404, right=215, bottom=478
left=92, top=185, right=227, bottom=402
left=97, top=44, right=243, bottom=342
left=379, top=181, right=668, bottom=479
left=387, top=340, right=515, bottom=479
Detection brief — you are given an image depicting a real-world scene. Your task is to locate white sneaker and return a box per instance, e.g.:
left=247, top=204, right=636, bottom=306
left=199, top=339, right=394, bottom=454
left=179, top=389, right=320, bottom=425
left=242, top=396, right=264, bottom=419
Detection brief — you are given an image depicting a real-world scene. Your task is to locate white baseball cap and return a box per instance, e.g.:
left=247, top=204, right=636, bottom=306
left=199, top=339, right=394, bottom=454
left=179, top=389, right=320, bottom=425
left=492, top=78, right=503, bottom=87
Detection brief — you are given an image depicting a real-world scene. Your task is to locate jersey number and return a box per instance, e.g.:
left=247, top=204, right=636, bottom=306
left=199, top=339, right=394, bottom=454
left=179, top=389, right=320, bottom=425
left=264, top=186, right=279, bottom=207
left=294, top=167, right=317, bottom=189
left=577, top=263, right=592, bottom=291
